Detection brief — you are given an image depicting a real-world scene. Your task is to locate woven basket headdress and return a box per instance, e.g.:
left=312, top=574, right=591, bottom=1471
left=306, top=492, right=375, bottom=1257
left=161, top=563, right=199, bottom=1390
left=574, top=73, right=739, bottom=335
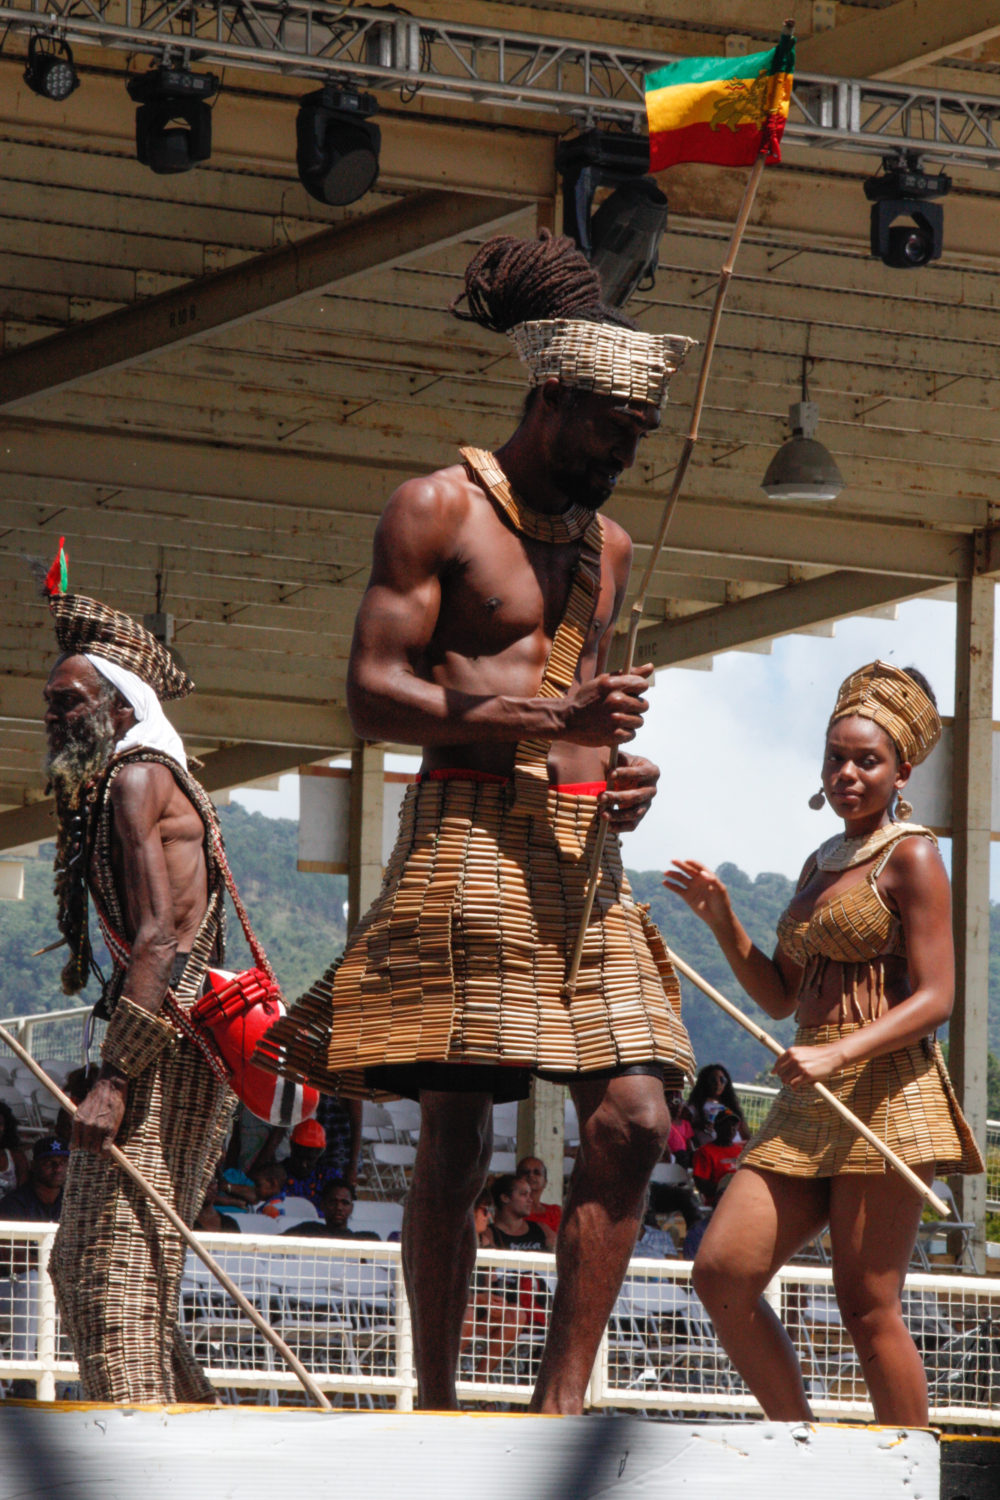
left=453, top=231, right=693, bottom=408
left=830, top=660, right=941, bottom=766
left=45, top=539, right=193, bottom=700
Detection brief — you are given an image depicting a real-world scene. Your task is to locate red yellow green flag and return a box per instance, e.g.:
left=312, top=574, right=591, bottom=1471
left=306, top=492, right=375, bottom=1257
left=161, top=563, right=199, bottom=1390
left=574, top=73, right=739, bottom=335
left=645, top=34, right=795, bottom=172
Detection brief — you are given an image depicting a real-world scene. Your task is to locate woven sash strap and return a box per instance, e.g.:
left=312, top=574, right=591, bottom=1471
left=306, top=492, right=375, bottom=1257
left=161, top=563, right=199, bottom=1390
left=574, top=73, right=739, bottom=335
left=459, top=447, right=605, bottom=814
left=87, top=749, right=278, bottom=1082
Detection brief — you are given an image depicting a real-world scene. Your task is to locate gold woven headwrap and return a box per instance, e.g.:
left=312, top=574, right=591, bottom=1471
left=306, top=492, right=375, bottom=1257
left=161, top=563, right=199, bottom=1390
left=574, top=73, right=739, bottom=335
left=508, top=319, right=694, bottom=408
left=49, top=593, right=194, bottom=701
left=830, top=660, right=941, bottom=766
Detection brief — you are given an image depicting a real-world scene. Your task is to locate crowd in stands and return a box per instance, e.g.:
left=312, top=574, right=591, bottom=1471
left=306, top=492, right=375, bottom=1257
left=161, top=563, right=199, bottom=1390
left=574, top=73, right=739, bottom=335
left=0, top=1058, right=752, bottom=1392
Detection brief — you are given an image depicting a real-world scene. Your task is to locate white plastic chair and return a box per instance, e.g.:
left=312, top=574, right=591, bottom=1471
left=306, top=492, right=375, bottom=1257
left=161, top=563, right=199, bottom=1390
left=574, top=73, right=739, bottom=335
left=912, top=1180, right=978, bottom=1272
left=368, top=1142, right=416, bottom=1195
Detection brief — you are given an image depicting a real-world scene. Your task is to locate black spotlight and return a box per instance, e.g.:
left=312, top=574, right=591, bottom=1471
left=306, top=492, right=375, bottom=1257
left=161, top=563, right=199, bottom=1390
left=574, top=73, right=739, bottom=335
left=556, top=130, right=667, bottom=307
left=126, top=67, right=219, bottom=175
left=296, top=86, right=380, bottom=207
left=24, top=34, right=80, bottom=102
left=864, top=152, right=951, bottom=269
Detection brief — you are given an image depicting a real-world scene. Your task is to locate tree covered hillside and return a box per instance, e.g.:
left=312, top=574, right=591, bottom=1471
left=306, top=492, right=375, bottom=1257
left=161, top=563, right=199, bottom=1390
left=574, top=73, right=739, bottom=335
left=2, top=811, right=999, bottom=1108
left=0, top=804, right=347, bottom=1020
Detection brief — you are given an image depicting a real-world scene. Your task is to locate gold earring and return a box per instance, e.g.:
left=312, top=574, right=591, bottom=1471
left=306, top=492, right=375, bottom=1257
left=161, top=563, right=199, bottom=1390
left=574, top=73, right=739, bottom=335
left=808, top=788, right=826, bottom=810
left=896, top=795, right=913, bottom=821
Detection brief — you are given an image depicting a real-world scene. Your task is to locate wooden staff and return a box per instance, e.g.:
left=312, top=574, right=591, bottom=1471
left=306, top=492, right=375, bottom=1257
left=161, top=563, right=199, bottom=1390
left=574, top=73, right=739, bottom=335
left=0, top=1022, right=335, bottom=1410
left=565, top=144, right=770, bottom=996
left=662, top=947, right=951, bottom=1218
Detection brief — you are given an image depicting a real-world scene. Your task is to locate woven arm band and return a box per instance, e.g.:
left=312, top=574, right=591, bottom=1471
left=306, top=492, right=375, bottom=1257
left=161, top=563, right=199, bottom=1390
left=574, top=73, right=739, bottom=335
left=101, top=995, right=176, bottom=1077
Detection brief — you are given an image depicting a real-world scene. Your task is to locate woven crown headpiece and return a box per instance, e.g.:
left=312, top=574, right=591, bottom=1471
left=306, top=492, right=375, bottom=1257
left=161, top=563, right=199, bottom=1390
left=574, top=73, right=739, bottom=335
left=44, top=537, right=193, bottom=701
left=508, top=319, right=694, bottom=408
left=830, top=660, right=941, bottom=766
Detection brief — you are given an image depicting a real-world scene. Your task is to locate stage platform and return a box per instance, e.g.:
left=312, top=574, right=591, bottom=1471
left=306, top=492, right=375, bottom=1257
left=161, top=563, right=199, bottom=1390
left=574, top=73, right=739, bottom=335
left=1, top=1407, right=996, bottom=1500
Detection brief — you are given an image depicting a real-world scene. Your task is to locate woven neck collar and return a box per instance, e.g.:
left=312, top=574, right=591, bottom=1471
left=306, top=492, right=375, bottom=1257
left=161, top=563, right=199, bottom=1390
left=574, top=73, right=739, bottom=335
left=815, top=821, right=929, bottom=872
left=460, top=446, right=595, bottom=543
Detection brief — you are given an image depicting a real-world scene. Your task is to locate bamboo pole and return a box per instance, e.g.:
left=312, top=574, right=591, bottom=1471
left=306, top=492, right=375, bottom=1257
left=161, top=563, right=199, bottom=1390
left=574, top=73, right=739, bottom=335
left=663, top=947, right=951, bottom=1218
left=0, top=1022, right=335, bottom=1410
left=564, top=150, right=769, bottom=998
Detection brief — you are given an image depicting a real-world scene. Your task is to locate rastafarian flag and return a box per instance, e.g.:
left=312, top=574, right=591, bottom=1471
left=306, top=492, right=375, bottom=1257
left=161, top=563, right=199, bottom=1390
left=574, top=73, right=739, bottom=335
left=645, top=33, right=795, bottom=172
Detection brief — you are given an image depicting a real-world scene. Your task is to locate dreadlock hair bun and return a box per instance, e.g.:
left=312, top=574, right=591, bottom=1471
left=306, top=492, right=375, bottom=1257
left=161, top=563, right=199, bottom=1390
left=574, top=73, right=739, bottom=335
left=452, top=230, right=635, bottom=333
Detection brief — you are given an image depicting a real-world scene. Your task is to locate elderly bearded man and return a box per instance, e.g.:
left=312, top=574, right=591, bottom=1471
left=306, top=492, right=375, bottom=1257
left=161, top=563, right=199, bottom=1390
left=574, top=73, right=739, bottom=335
left=258, top=233, right=697, bottom=1413
left=40, top=575, right=236, bottom=1403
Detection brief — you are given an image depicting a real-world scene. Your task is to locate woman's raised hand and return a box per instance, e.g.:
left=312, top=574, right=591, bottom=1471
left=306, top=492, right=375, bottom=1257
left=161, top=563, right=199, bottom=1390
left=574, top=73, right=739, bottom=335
left=663, top=859, right=733, bottom=929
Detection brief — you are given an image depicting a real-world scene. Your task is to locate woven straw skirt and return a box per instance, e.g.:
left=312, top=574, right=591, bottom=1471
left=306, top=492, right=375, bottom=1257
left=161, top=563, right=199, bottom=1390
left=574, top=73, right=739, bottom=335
left=742, top=1022, right=984, bottom=1177
left=257, top=776, right=695, bottom=1098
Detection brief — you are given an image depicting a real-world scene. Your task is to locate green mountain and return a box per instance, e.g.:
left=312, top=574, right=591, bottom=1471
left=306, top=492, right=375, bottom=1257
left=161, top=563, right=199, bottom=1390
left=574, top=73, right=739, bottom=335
left=2, top=810, right=998, bottom=1108
left=0, top=803, right=347, bottom=1023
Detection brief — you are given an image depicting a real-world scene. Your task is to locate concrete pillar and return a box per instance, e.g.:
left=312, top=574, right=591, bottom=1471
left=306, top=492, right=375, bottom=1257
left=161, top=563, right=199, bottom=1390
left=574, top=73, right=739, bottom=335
left=949, top=577, right=994, bottom=1268
left=347, top=743, right=385, bottom=932
left=516, top=1080, right=565, bottom=1204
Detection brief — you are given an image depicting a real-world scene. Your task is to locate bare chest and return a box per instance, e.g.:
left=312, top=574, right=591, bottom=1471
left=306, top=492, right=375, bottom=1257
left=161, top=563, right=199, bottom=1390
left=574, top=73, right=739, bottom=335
left=434, top=512, right=612, bottom=663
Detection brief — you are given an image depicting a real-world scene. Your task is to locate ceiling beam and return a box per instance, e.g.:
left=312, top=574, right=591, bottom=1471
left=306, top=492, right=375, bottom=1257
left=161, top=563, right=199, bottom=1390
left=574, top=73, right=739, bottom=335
left=0, top=674, right=357, bottom=747
left=622, top=569, right=940, bottom=669
left=797, top=1, right=1000, bottom=81
left=0, top=191, right=523, bottom=410
left=0, top=740, right=331, bottom=855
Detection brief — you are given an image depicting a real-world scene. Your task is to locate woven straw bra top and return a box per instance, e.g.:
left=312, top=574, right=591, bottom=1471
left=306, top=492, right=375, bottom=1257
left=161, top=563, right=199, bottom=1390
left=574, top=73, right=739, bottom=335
left=776, top=829, right=936, bottom=1023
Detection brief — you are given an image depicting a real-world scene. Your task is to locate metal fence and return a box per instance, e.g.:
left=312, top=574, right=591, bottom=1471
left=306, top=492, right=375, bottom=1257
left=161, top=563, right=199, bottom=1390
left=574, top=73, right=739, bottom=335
left=3, top=1226, right=999, bottom=1426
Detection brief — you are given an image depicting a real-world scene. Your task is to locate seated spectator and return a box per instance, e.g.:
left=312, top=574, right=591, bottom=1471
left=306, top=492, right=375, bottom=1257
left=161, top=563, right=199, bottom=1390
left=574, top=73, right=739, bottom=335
left=281, top=1179, right=380, bottom=1240
left=252, top=1162, right=288, bottom=1217
left=0, top=1136, right=68, bottom=1398
left=682, top=1064, right=748, bottom=1149
left=460, top=1189, right=527, bottom=1377
left=194, top=1176, right=241, bottom=1233
left=490, top=1174, right=552, bottom=1251
left=691, top=1109, right=744, bottom=1206
left=0, top=1135, right=67, bottom=1225
left=0, top=1101, right=28, bottom=1193
left=314, top=1093, right=363, bottom=1187
left=634, top=1198, right=679, bottom=1260
left=216, top=1159, right=258, bottom=1212
left=664, top=1091, right=694, bottom=1168
left=252, top=1118, right=342, bottom=1211
left=516, top=1155, right=562, bottom=1235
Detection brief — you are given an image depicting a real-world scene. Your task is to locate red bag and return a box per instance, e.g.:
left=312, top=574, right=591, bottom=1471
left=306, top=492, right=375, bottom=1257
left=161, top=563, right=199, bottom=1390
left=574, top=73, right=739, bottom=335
left=190, top=967, right=319, bottom=1128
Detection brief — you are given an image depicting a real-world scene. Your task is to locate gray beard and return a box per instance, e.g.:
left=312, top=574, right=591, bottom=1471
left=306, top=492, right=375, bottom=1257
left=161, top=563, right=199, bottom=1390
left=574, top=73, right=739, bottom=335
left=45, top=708, right=118, bottom=807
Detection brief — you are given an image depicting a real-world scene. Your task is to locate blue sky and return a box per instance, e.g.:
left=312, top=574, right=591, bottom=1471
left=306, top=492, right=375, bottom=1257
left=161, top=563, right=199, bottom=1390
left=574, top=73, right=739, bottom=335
left=234, top=590, right=1000, bottom=898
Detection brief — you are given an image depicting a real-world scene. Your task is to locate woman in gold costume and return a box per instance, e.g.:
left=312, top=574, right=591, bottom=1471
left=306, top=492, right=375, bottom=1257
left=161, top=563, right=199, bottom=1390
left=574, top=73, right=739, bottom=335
left=664, top=661, right=982, bottom=1425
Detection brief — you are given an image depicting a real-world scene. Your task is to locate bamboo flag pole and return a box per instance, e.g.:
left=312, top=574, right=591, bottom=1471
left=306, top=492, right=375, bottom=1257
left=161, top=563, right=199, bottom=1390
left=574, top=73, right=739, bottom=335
left=663, top=946, right=950, bottom=1218
left=564, top=42, right=784, bottom=997
left=0, top=1022, right=335, bottom=1410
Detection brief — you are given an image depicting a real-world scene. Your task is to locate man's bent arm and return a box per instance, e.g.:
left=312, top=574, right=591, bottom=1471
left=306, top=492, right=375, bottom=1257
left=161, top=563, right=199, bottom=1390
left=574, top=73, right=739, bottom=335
left=74, top=764, right=180, bottom=1152
left=347, top=479, right=650, bottom=748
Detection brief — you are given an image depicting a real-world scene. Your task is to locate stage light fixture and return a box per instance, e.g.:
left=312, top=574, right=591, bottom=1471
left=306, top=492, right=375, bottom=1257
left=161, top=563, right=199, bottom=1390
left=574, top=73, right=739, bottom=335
left=762, top=359, right=844, bottom=503
left=556, top=130, right=667, bottom=308
left=126, top=67, right=219, bottom=175
left=864, top=152, right=951, bottom=269
left=24, top=34, right=79, bottom=102
left=296, top=86, right=380, bottom=207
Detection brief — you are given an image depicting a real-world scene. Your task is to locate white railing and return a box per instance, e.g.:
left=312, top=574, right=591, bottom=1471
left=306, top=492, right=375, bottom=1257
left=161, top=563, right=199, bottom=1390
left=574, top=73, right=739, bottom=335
left=3, top=1226, right=1000, bottom=1425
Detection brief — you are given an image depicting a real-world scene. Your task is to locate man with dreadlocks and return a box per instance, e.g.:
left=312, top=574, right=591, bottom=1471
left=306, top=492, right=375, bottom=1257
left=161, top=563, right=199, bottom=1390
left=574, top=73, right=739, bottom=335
left=40, top=564, right=236, bottom=1403
left=258, top=232, right=697, bottom=1412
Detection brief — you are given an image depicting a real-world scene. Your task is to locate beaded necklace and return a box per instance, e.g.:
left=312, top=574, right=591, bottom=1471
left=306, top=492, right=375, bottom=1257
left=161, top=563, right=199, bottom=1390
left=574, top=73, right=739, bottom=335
left=460, top=446, right=594, bottom=543
left=815, top=821, right=928, bottom=873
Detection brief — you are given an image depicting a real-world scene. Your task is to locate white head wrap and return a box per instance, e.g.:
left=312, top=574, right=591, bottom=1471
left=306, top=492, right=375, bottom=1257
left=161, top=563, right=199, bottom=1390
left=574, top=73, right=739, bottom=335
left=85, top=653, right=187, bottom=769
